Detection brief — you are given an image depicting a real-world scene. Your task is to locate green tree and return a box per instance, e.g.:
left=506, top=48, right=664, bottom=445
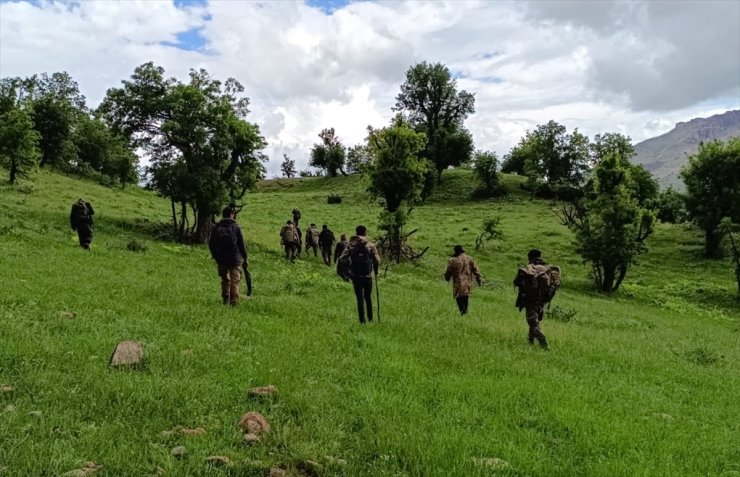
left=393, top=62, right=475, bottom=183
left=99, top=63, right=267, bottom=243
left=512, top=120, right=590, bottom=194
left=591, top=132, right=657, bottom=207
left=309, top=128, right=346, bottom=177
left=472, top=149, right=503, bottom=197
left=366, top=116, right=428, bottom=261
left=719, top=218, right=740, bottom=300
left=346, top=144, right=372, bottom=174
left=280, top=154, right=296, bottom=178
left=0, top=107, right=40, bottom=184
left=560, top=152, right=655, bottom=293
left=681, top=139, right=740, bottom=258
left=656, top=187, right=687, bottom=223
left=591, top=132, right=635, bottom=165
left=501, top=145, right=528, bottom=175
left=73, top=115, right=138, bottom=187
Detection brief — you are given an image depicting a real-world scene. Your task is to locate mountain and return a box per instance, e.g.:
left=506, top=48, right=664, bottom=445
left=632, top=110, right=740, bottom=188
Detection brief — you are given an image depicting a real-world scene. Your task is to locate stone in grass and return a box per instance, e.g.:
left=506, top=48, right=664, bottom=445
left=237, top=412, right=270, bottom=435
left=170, top=446, right=188, bottom=459
left=109, top=341, right=144, bottom=368
left=205, top=456, right=231, bottom=467
left=4, top=404, right=17, bottom=413
left=1, top=384, right=14, bottom=393
left=243, top=433, right=260, bottom=445
left=247, top=385, right=279, bottom=399
left=28, top=410, right=43, bottom=417
left=61, top=461, right=103, bottom=477
left=472, top=457, right=511, bottom=471
left=60, top=311, right=77, bottom=319
left=268, top=469, right=286, bottom=477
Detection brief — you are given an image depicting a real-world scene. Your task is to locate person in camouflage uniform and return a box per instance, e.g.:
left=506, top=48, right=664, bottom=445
left=444, top=245, right=483, bottom=315
left=70, top=198, right=95, bottom=249
left=319, top=224, right=336, bottom=266
left=334, top=234, right=348, bottom=264
left=339, top=225, right=381, bottom=324
left=513, top=249, right=549, bottom=349
left=305, top=223, right=320, bottom=257
left=280, top=220, right=300, bottom=261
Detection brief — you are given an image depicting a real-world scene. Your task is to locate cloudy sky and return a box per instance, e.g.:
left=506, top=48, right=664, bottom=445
left=1, top=0, right=739, bottom=176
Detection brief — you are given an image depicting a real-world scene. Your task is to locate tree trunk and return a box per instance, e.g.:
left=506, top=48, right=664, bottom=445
left=612, top=263, right=628, bottom=292
left=178, top=202, right=188, bottom=243
left=9, top=159, right=18, bottom=184
left=170, top=199, right=178, bottom=238
left=601, top=263, right=616, bottom=293
left=705, top=229, right=723, bottom=258
left=194, top=207, right=214, bottom=244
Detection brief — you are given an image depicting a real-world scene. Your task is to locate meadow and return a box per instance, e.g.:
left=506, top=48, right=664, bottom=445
left=0, top=169, right=738, bottom=477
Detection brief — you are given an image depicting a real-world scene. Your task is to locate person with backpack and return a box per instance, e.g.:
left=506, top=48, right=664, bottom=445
left=318, top=224, right=336, bottom=266
left=339, top=225, right=381, bottom=324
left=279, top=220, right=299, bottom=261
left=70, top=198, right=95, bottom=249
left=209, top=206, right=249, bottom=305
left=305, top=223, right=320, bottom=257
left=292, top=208, right=301, bottom=228
left=513, top=249, right=561, bottom=349
left=334, top=234, right=348, bottom=264
left=444, top=245, right=482, bottom=315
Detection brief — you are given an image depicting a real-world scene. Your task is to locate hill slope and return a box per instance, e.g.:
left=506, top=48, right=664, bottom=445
left=0, top=170, right=738, bottom=476
left=633, top=109, right=740, bottom=188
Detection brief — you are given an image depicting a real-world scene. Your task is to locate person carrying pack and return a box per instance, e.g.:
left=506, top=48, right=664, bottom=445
left=338, top=225, right=381, bottom=324
left=209, top=206, right=249, bottom=305
left=513, top=249, right=561, bottom=349
left=444, top=245, right=483, bottom=315
left=70, top=198, right=95, bottom=249
left=292, top=208, right=301, bottom=228
left=305, top=223, right=320, bottom=257
left=280, top=220, right=299, bottom=261
left=318, top=224, right=336, bottom=266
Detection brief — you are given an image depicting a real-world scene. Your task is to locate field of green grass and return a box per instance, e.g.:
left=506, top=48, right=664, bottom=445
left=1, top=169, right=738, bottom=477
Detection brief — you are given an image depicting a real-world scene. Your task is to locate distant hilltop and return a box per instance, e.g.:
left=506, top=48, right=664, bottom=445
left=633, top=110, right=740, bottom=188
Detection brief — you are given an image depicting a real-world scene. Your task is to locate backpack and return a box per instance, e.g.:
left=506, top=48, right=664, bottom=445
left=518, top=264, right=561, bottom=305
left=281, top=225, right=297, bottom=243
left=349, top=242, right=374, bottom=277
left=212, top=222, right=237, bottom=258
left=72, top=202, right=91, bottom=225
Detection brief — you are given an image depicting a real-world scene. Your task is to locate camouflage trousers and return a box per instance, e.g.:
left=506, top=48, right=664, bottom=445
left=306, top=242, right=319, bottom=257
left=218, top=261, right=242, bottom=305
left=284, top=242, right=299, bottom=260
left=526, top=303, right=548, bottom=348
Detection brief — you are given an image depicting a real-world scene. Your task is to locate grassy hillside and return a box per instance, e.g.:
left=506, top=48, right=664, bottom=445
left=0, top=169, right=738, bottom=477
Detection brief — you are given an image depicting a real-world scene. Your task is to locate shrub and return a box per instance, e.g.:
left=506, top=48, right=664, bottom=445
left=126, top=239, right=148, bottom=253
left=327, top=194, right=342, bottom=204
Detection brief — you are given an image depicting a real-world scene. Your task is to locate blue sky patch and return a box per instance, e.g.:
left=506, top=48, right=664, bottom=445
left=163, top=27, right=207, bottom=52
left=306, top=0, right=352, bottom=14
left=174, top=0, right=207, bottom=7
left=479, top=76, right=504, bottom=84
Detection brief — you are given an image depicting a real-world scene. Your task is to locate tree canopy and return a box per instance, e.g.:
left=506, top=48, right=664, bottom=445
left=309, top=128, right=346, bottom=177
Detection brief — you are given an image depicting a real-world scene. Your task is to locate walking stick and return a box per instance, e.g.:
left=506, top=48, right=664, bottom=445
left=243, top=262, right=252, bottom=297
left=374, top=269, right=380, bottom=323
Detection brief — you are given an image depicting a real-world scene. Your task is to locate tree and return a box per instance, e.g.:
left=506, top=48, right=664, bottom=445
left=719, top=218, right=740, bottom=300
left=73, top=115, right=138, bottom=187
left=656, top=187, right=687, bottom=223
left=591, top=132, right=635, bottom=165
left=280, top=154, right=296, bottom=178
left=0, top=107, right=40, bottom=184
left=393, top=62, right=475, bottom=182
left=475, top=217, right=503, bottom=250
left=472, top=149, right=503, bottom=197
left=309, top=128, right=346, bottom=177
left=346, top=144, right=372, bottom=174
left=560, top=152, right=655, bottom=293
left=591, top=132, right=657, bottom=207
left=501, top=146, right=527, bottom=175
left=681, top=139, right=740, bottom=258
left=99, top=63, right=267, bottom=243
left=366, top=116, right=428, bottom=261
left=511, top=120, right=590, bottom=195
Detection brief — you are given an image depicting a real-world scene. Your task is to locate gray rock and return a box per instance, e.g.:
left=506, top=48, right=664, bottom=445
left=109, top=341, right=144, bottom=368
left=170, top=446, right=187, bottom=459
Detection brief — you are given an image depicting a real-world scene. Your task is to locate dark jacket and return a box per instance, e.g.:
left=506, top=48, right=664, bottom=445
left=70, top=201, right=94, bottom=230
left=514, top=257, right=546, bottom=309
left=209, top=218, right=248, bottom=267
left=334, top=240, right=348, bottom=263
left=319, top=229, right=336, bottom=249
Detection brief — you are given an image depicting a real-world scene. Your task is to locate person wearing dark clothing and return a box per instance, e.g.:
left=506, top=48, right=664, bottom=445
left=209, top=207, right=248, bottom=305
left=339, top=226, right=381, bottom=324
left=318, top=224, right=336, bottom=266
left=70, top=198, right=94, bottom=249
left=292, top=208, right=301, bottom=228
left=513, top=249, right=549, bottom=349
left=334, top=234, right=348, bottom=264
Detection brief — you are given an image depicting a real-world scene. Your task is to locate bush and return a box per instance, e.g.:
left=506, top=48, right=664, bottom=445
left=656, top=187, right=687, bottom=223
left=126, top=239, right=148, bottom=253
left=327, top=194, right=342, bottom=204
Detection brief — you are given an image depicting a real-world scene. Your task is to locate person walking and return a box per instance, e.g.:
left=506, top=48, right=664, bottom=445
left=70, top=198, right=95, bottom=249
left=513, top=249, right=560, bottom=349
left=209, top=206, right=249, bottom=305
left=339, top=225, right=381, bottom=324
left=319, top=224, right=336, bottom=266
left=292, top=208, right=301, bottom=228
left=334, top=234, right=348, bottom=264
left=444, top=245, right=482, bottom=315
left=305, top=223, right=320, bottom=257
left=280, top=220, right=299, bottom=261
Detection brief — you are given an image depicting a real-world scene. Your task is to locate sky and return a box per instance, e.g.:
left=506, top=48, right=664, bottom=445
left=1, top=0, right=739, bottom=176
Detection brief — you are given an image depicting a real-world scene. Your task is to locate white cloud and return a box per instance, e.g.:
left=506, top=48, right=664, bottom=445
left=1, top=0, right=738, bottom=177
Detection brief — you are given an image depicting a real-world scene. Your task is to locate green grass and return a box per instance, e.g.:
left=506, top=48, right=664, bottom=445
left=1, top=169, right=738, bottom=476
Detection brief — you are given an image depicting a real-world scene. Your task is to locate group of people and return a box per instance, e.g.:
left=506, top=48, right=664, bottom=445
left=71, top=199, right=559, bottom=348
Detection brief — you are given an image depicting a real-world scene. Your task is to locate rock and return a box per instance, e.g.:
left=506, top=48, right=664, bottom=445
left=472, top=457, right=511, bottom=470
left=247, top=385, right=279, bottom=398
left=180, top=349, right=193, bottom=357
left=160, top=430, right=175, bottom=438
left=237, top=411, right=270, bottom=435
left=109, top=341, right=144, bottom=368
left=153, top=466, right=165, bottom=476
left=60, top=462, right=102, bottom=477
left=60, top=311, right=77, bottom=319
left=1, top=384, right=14, bottom=393
left=170, top=446, right=187, bottom=459
left=60, top=470, right=86, bottom=477
left=180, top=427, right=206, bottom=436
left=243, top=433, right=260, bottom=444
left=4, top=404, right=17, bottom=413
left=28, top=410, right=42, bottom=417
left=205, top=455, right=231, bottom=467
left=268, top=469, right=286, bottom=477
